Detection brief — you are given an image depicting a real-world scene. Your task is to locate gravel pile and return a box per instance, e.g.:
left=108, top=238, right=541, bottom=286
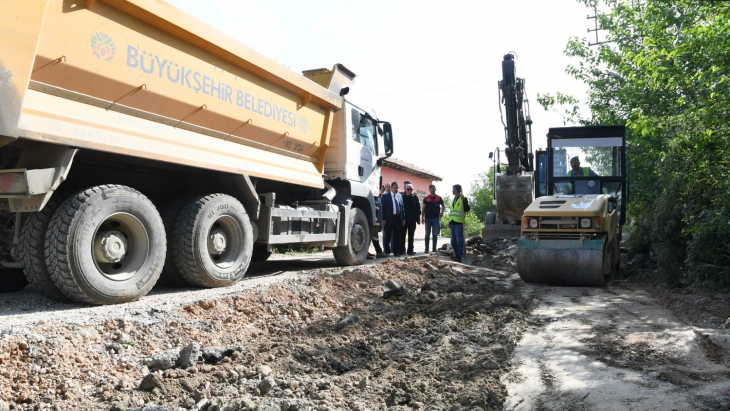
left=0, top=257, right=531, bottom=411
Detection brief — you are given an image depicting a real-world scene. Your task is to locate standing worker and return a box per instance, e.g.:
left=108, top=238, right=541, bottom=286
left=400, top=184, right=421, bottom=256
left=379, top=182, right=406, bottom=257
left=447, top=184, right=470, bottom=262
left=421, top=184, right=445, bottom=253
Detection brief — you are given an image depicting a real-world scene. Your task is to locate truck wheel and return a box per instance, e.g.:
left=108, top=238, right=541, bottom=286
left=252, top=244, right=272, bottom=262
left=19, top=188, right=76, bottom=302
left=158, top=198, right=192, bottom=287
left=171, top=194, right=253, bottom=287
left=485, top=211, right=497, bottom=225
left=45, top=185, right=166, bottom=305
left=333, top=208, right=369, bottom=266
left=0, top=269, right=28, bottom=293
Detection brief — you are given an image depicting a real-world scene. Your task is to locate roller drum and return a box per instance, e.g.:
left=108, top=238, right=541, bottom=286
left=517, top=238, right=613, bottom=287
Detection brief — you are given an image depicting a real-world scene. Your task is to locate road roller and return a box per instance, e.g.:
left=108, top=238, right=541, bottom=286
left=517, top=126, right=626, bottom=286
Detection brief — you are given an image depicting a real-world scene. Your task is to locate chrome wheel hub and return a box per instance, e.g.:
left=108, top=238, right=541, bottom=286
left=94, top=230, right=128, bottom=263
left=208, top=229, right=227, bottom=255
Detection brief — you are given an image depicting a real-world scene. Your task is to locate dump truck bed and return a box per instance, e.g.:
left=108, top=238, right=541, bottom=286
left=2, top=0, right=342, bottom=188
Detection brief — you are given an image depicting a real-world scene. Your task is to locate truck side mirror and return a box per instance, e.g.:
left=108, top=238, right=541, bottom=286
left=383, top=122, right=394, bottom=157
left=489, top=152, right=493, bottom=159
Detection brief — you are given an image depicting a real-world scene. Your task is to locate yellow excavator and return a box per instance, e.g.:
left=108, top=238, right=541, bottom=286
left=517, top=126, right=627, bottom=286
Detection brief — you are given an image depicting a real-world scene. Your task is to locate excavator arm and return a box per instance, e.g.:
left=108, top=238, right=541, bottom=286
left=499, top=54, right=533, bottom=175
left=490, top=54, right=536, bottom=224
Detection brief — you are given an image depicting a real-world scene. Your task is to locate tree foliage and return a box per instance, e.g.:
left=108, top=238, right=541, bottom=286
left=540, top=0, right=730, bottom=281
left=468, top=167, right=497, bottom=220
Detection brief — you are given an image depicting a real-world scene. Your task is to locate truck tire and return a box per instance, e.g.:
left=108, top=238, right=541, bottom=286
left=0, top=269, right=28, bottom=293
left=158, top=198, right=192, bottom=287
left=45, top=185, right=166, bottom=305
left=171, top=194, right=253, bottom=287
left=485, top=211, right=497, bottom=225
left=333, top=208, right=369, bottom=266
left=19, top=187, right=76, bottom=302
left=252, top=244, right=272, bottom=262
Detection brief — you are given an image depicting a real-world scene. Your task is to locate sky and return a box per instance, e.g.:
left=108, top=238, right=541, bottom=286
left=167, top=0, right=594, bottom=196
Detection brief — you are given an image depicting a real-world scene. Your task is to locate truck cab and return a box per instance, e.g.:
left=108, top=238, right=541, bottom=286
left=304, top=65, right=393, bottom=197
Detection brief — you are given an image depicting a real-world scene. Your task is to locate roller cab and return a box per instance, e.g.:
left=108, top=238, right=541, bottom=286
left=517, top=126, right=626, bottom=287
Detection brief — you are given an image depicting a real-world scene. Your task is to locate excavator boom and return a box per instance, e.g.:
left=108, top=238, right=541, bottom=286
left=493, top=54, right=535, bottom=223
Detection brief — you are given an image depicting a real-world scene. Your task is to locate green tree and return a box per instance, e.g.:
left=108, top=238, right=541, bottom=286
left=540, top=0, right=730, bottom=282
left=468, top=164, right=508, bottom=221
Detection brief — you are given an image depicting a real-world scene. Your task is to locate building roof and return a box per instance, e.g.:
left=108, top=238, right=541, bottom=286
left=382, top=157, right=443, bottom=181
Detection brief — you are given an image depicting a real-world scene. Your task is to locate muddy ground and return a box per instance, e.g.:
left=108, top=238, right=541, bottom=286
left=0, top=256, right=531, bottom=411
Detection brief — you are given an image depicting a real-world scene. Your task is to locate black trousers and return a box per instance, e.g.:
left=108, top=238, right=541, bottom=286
left=372, top=236, right=382, bottom=253
left=399, top=221, right=417, bottom=254
left=382, top=221, right=402, bottom=255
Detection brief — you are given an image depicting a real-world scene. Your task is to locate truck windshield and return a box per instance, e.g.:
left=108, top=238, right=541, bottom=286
left=358, top=117, right=376, bottom=154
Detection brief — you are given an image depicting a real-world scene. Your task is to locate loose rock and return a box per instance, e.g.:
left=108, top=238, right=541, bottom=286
left=257, top=364, right=273, bottom=377
left=383, top=286, right=406, bottom=299
left=201, top=346, right=235, bottom=363
left=148, top=349, right=180, bottom=371
left=335, top=312, right=360, bottom=330
left=482, top=360, right=500, bottom=370
left=178, top=342, right=201, bottom=369
left=139, top=374, right=165, bottom=390
left=258, top=376, right=277, bottom=395
left=336, top=360, right=353, bottom=374
left=222, top=397, right=257, bottom=411
left=386, top=279, right=404, bottom=290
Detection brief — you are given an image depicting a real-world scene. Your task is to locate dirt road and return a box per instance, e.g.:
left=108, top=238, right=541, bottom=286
left=504, top=280, right=730, bottom=411
left=1, top=243, right=729, bottom=411
left=1, top=253, right=354, bottom=335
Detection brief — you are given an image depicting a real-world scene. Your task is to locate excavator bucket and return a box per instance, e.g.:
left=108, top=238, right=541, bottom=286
left=517, top=237, right=613, bottom=287
left=495, top=173, right=534, bottom=223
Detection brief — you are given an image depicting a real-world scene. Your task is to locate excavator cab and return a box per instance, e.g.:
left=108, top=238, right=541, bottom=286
left=517, top=126, right=626, bottom=287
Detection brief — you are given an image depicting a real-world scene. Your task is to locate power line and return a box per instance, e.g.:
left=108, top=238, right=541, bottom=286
left=350, top=53, right=564, bottom=97
left=351, top=78, right=488, bottom=96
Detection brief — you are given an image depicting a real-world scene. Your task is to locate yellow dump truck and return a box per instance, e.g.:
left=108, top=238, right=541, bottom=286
left=0, top=0, right=394, bottom=304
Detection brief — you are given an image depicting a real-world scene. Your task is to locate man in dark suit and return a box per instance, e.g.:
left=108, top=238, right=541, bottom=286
left=379, top=182, right=406, bottom=257
left=400, top=184, right=421, bottom=255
